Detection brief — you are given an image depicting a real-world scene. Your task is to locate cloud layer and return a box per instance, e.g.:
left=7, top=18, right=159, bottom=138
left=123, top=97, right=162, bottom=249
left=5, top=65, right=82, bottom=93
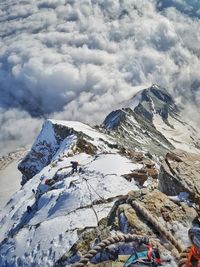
left=0, top=0, right=199, bottom=154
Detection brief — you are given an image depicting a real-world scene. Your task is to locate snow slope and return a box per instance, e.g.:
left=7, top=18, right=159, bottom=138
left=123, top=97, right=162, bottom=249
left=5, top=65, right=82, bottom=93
left=0, top=120, right=142, bottom=267
left=1, top=86, right=199, bottom=267
left=103, top=85, right=200, bottom=155
left=153, top=114, right=200, bottom=154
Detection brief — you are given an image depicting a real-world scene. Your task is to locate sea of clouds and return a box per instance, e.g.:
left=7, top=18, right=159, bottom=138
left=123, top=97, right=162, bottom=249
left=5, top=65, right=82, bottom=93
left=0, top=0, right=199, bottom=154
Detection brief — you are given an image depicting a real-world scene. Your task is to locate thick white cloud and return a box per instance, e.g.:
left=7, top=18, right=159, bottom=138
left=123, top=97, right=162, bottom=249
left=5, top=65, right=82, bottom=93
left=0, top=0, right=199, bottom=154
left=0, top=109, right=41, bottom=156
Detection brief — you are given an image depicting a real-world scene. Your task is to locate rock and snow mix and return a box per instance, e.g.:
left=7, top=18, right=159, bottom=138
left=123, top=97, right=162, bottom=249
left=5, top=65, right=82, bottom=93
left=0, top=119, right=142, bottom=266
left=0, top=86, right=200, bottom=267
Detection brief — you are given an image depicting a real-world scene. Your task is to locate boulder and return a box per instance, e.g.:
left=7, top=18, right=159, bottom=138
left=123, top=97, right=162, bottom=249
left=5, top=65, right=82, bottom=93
left=158, top=149, right=200, bottom=207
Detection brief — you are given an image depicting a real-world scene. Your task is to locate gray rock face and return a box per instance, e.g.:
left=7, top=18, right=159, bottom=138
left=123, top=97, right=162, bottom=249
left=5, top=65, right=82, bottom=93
left=102, top=85, right=177, bottom=155
left=134, top=84, right=179, bottom=124
left=158, top=149, right=200, bottom=206
left=18, top=120, right=78, bottom=185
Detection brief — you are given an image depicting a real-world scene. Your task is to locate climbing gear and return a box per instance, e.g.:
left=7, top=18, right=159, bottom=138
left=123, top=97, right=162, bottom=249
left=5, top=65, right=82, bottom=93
left=124, top=244, right=162, bottom=267
left=73, top=234, right=149, bottom=267
left=73, top=198, right=182, bottom=267
left=179, top=227, right=200, bottom=267
left=186, top=246, right=200, bottom=266
left=186, top=227, right=200, bottom=266
left=179, top=246, right=199, bottom=267
left=189, top=227, right=200, bottom=250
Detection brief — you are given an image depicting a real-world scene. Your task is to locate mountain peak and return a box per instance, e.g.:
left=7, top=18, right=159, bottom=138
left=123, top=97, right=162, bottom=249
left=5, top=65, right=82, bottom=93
left=126, top=84, right=179, bottom=123
left=103, top=84, right=200, bottom=155
left=1, top=85, right=200, bottom=267
left=103, top=84, right=178, bottom=130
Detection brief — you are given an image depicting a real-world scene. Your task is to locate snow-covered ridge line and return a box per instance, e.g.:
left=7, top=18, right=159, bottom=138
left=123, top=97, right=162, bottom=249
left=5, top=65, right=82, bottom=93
left=18, top=119, right=116, bottom=185
left=0, top=86, right=200, bottom=267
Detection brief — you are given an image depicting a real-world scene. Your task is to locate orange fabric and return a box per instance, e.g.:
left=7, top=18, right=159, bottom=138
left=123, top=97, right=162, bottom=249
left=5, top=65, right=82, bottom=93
left=186, top=246, right=200, bottom=267
left=191, top=246, right=200, bottom=261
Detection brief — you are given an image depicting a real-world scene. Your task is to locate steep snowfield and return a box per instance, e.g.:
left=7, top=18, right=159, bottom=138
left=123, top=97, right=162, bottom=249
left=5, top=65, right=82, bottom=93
left=1, top=87, right=199, bottom=267
left=153, top=114, right=200, bottom=154
left=0, top=121, right=141, bottom=266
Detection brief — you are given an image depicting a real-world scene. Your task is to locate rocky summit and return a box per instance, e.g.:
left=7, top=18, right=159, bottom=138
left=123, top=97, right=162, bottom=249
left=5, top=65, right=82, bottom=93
left=0, top=85, right=200, bottom=267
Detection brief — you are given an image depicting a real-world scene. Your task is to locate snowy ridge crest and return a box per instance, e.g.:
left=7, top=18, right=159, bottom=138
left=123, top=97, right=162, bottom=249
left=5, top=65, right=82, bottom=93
left=0, top=85, right=200, bottom=267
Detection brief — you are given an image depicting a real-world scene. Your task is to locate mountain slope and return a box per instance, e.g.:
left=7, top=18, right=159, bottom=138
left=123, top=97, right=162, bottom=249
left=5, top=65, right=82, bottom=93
left=0, top=120, right=144, bottom=266
left=0, top=85, right=200, bottom=267
left=103, top=84, right=200, bottom=155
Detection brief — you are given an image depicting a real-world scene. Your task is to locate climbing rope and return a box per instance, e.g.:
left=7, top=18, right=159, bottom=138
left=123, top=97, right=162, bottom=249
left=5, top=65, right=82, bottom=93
left=130, top=200, right=183, bottom=253
left=73, top=234, right=149, bottom=267
left=73, top=199, right=184, bottom=266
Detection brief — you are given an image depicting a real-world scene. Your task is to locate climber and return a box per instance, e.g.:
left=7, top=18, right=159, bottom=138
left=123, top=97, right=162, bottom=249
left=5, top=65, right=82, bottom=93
left=179, top=227, right=200, bottom=267
left=70, top=161, right=79, bottom=174
left=124, top=244, right=163, bottom=266
left=45, top=179, right=50, bottom=185
left=27, top=205, right=32, bottom=213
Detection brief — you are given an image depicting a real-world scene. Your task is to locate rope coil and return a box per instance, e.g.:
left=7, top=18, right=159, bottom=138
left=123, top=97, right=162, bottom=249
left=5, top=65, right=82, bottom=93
left=72, top=199, right=184, bottom=266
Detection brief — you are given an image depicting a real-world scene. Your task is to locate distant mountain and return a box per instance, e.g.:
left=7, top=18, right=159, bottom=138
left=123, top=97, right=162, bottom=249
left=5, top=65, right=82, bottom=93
left=0, top=85, right=200, bottom=267
left=103, top=84, right=200, bottom=155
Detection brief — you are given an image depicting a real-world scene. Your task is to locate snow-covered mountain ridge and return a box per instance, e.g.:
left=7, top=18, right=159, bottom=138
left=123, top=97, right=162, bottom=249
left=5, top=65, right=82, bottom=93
left=103, top=84, right=200, bottom=155
left=0, top=85, right=200, bottom=267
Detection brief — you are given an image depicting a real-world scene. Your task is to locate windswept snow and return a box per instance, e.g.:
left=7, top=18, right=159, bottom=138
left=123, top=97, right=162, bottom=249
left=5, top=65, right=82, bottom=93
left=122, top=85, right=151, bottom=110
left=0, top=125, right=140, bottom=267
left=49, top=119, right=113, bottom=144
left=153, top=114, right=200, bottom=153
left=88, top=153, right=142, bottom=175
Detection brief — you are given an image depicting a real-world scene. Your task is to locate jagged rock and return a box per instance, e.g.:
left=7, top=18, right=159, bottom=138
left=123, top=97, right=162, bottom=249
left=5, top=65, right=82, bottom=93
left=141, top=190, right=197, bottom=225
left=123, top=170, right=148, bottom=186
left=111, top=190, right=197, bottom=240
left=158, top=149, right=200, bottom=207
left=122, top=162, right=158, bottom=186
left=75, top=137, right=97, bottom=155
left=119, top=148, right=144, bottom=162
left=18, top=120, right=76, bottom=184
left=18, top=120, right=99, bottom=184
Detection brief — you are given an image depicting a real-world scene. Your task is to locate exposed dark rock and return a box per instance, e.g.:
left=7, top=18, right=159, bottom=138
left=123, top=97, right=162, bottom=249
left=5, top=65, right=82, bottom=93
left=76, top=138, right=97, bottom=155
left=158, top=149, right=200, bottom=207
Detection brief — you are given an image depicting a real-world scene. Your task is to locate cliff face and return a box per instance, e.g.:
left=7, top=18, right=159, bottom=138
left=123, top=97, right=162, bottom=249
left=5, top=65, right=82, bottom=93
left=0, top=85, right=200, bottom=267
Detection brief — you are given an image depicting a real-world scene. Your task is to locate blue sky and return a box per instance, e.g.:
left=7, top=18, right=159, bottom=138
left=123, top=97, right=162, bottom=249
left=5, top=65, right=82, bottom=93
left=157, top=0, right=200, bottom=18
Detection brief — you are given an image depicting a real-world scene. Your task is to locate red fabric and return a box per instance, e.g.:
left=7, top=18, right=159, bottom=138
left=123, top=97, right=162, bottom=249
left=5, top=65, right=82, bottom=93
left=186, top=246, right=200, bottom=267
left=147, top=244, right=153, bottom=260
left=191, top=246, right=200, bottom=261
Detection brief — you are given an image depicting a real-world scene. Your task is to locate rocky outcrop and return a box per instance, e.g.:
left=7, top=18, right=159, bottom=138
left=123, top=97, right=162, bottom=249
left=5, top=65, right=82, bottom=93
left=111, top=190, right=197, bottom=235
left=69, top=189, right=197, bottom=267
left=18, top=120, right=76, bottom=184
left=158, top=149, right=200, bottom=207
left=18, top=120, right=99, bottom=185
left=122, top=160, right=158, bottom=186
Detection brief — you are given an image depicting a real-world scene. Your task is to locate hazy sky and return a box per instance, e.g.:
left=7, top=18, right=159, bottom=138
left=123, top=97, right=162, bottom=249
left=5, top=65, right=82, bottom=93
left=0, top=0, right=199, bottom=154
